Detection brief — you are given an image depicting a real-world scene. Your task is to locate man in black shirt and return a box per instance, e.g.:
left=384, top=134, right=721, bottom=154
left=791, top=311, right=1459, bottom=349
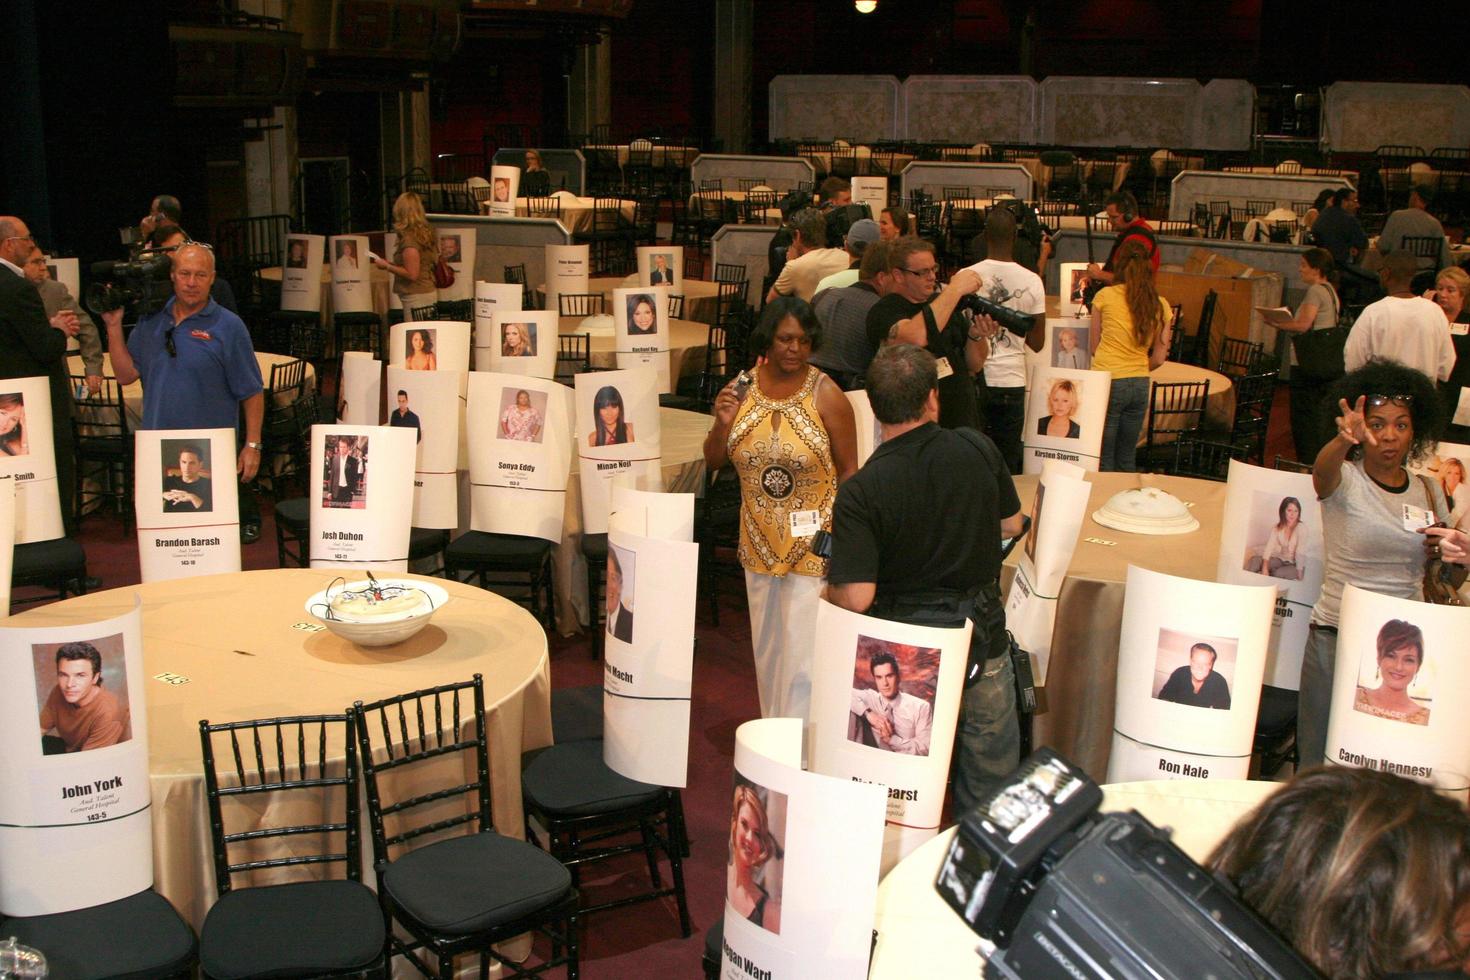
left=827, top=344, right=1025, bottom=812
left=864, top=238, right=985, bottom=429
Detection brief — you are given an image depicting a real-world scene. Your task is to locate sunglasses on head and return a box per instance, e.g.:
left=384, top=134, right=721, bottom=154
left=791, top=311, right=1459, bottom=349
left=1366, top=394, right=1413, bottom=408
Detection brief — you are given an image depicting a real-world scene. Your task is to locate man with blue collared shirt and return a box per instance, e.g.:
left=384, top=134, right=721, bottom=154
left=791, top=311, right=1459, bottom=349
left=101, top=243, right=264, bottom=538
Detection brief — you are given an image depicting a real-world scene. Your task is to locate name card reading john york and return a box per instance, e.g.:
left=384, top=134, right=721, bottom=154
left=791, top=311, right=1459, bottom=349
left=30, top=770, right=130, bottom=823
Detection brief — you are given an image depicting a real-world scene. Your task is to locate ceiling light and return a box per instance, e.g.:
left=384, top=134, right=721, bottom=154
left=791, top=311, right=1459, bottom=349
left=855, top=0, right=877, bottom=12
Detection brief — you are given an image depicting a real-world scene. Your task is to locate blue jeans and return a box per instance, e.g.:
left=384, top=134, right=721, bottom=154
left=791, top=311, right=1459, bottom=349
left=1100, top=376, right=1150, bottom=472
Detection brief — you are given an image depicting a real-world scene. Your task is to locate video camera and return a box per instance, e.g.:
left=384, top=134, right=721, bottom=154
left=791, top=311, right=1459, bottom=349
left=935, top=749, right=1320, bottom=979
left=86, top=250, right=174, bottom=316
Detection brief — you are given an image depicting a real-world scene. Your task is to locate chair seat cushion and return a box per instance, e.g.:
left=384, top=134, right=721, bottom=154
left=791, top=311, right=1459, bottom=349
left=579, top=532, right=608, bottom=560
left=12, top=537, right=87, bottom=584
left=446, top=531, right=551, bottom=567
left=273, top=497, right=309, bottom=533
left=1, top=888, right=196, bottom=980
left=200, top=879, right=383, bottom=980
left=381, top=832, right=572, bottom=935
left=522, top=740, right=662, bottom=817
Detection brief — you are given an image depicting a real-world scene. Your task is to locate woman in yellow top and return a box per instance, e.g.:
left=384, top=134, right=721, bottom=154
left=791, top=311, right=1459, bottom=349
left=373, top=191, right=439, bottom=320
left=1089, top=242, right=1173, bottom=471
left=704, top=297, right=858, bottom=724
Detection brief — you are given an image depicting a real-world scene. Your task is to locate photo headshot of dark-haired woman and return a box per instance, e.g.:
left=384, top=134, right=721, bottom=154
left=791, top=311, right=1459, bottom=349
left=588, top=385, right=634, bottom=447
left=626, top=294, right=657, bottom=335
left=286, top=238, right=307, bottom=268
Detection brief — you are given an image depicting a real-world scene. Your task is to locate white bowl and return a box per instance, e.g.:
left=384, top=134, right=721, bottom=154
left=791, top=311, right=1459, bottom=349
left=1091, top=487, right=1199, bottom=535
left=304, top=578, right=450, bottom=647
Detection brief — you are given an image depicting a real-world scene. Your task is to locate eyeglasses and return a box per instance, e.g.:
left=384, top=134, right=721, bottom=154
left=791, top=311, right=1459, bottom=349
left=164, top=326, right=177, bottom=358
left=3, top=235, right=35, bottom=245
left=1366, top=394, right=1413, bottom=407
left=899, top=265, right=937, bottom=279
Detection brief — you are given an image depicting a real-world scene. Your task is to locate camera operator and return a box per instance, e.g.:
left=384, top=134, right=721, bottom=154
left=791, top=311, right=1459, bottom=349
left=864, top=238, right=987, bottom=429
left=826, top=344, right=1025, bottom=812
left=100, top=243, right=265, bottom=543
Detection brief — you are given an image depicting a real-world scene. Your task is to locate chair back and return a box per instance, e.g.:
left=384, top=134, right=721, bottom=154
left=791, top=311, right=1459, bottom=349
left=353, top=676, right=492, bottom=867
left=1231, top=362, right=1280, bottom=464
left=1144, top=379, right=1209, bottom=467
left=199, top=712, right=363, bottom=894
left=1166, top=305, right=1186, bottom=363
left=558, top=292, right=605, bottom=317
left=526, top=195, right=562, bottom=218
left=1171, top=434, right=1246, bottom=481
left=667, top=293, right=685, bottom=320
left=70, top=374, right=129, bottom=443
left=268, top=357, right=308, bottom=402
left=1402, top=235, right=1444, bottom=267
left=556, top=333, right=591, bottom=385
left=714, top=262, right=747, bottom=283
left=1273, top=455, right=1313, bottom=474
left=1187, top=290, right=1218, bottom=367
left=736, top=177, right=765, bottom=193
left=1216, top=337, right=1265, bottom=378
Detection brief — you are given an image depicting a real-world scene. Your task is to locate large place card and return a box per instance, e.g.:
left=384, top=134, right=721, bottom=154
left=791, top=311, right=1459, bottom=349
left=385, top=368, right=461, bottom=529
left=1021, top=365, right=1109, bottom=473
left=473, top=281, right=525, bottom=370
left=0, top=602, right=151, bottom=915
left=281, top=233, right=324, bottom=313
left=0, top=377, right=64, bottom=543
left=1003, top=459, right=1091, bottom=684
left=488, top=165, right=519, bottom=218
left=434, top=226, right=476, bottom=302
left=721, top=718, right=885, bottom=980
left=486, top=310, right=558, bottom=380
left=1216, top=460, right=1324, bottom=690
left=389, top=320, right=472, bottom=375
left=613, top=286, right=671, bottom=392
left=329, top=235, right=373, bottom=314
left=1324, top=584, right=1470, bottom=793
left=636, top=246, right=683, bottom=291
left=383, top=233, right=401, bottom=311
left=576, top=368, right=662, bottom=534
left=544, top=244, right=590, bottom=313
left=845, top=389, right=883, bottom=467
left=1107, top=566, right=1275, bottom=783
left=134, top=429, right=241, bottom=582
left=308, top=425, right=416, bottom=569
left=338, top=352, right=382, bottom=425
left=809, top=599, right=970, bottom=873
left=0, top=478, right=13, bottom=611
left=467, top=373, right=574, bottom=543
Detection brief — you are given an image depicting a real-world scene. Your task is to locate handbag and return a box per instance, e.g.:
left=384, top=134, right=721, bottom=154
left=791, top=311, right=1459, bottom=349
left=431, top=254, right=455, bottom=290
left=1291, top=325, right=1349, bottom=383
left=1419, top=475, right=1468, bottom=605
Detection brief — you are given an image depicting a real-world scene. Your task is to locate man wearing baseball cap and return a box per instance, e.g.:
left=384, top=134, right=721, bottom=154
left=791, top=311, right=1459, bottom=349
left=812, top=217, right=881, bottom=298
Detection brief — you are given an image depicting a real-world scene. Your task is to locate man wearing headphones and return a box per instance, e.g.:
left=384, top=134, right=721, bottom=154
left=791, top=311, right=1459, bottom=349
left=1083, top=190, right=1158, bottom=288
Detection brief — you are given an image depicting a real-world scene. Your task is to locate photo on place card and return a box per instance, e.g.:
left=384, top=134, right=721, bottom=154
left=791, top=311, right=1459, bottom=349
left=1035, top=377, right=1083, bottom=441
left=728, top=774, right=787, bottom=935
left=1241, top=489, right=1308, bottom=582
left=0, top=390, right=32, bottom=458
left=33, top=633, right=132, bottom=755
left=438, top=233, right=463, bottom=268
left=649, top=252, right=676, bottom=286
left=1151, top=626, right=1239, bottom=711
left=605, top=543, right=636, bottom=643
left=286, top=238, right=308, bottom=269
left=626, top=293, right=658, bottom=336
left=1068, top=267, right=1089, bottom=305
left=500, top=321, right=538, bottom=358
left=846, top=635, right=940, bottom=757
left=387, top=389, right=424, bottom=444
left=321, top=434, right=368, bottom=510
left=493, top=176, right=512, bottom=203
left=403, top=327, right=437, bottom=371
left=497, top=386, right=548, bottom=444
left=333, top=239, right=360, bottom=270
left=1051, top=325, right=1091, bottom=370
left=1353, top=618, right=1432, bottom=726
left=588, top=384, right=636, bottom=447
left=160, top=438, right=214, bottom=514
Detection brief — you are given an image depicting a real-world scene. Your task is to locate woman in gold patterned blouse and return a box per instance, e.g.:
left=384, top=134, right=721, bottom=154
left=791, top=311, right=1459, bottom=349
left=704, top=297, right=858, bottom=729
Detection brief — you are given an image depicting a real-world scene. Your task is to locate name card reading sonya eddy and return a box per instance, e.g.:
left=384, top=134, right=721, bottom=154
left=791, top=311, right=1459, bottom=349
left=467, top=373, right=574, bottom=543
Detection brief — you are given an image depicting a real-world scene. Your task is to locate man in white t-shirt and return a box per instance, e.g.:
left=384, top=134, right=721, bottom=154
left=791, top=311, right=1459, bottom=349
left=961, top=209, right=1047, bottom=472
left=766, top=208, right=851, bottom=303
left=1344, top=252, right=1454, bottom=382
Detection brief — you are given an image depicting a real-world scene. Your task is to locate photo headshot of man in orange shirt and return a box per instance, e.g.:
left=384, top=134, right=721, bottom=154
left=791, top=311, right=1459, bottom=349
left=38, top=642, right=131, bottom=754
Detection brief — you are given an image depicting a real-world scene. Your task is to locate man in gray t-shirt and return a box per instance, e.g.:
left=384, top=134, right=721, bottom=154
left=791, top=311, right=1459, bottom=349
left=1379, top=184, right=1451, bottom=272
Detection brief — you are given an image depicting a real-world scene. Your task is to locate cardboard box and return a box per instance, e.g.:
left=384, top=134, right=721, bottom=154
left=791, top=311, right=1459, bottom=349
left=1157, top=249, right=1284, bottom=368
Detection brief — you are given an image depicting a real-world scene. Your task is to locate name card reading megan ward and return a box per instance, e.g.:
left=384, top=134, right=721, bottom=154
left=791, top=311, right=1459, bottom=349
left=133, top=428, right=241, bottom=582
left=576, top=367, right=662, bottom=534
left=722, top=718, right=885, bottom=980
left=1107, top=566, right=1275, bottom=783
left=1022, top=365, right=1108, bottom=474
left=307, top=424, right=416, bottom=570
left=467, top=373, right=573, bottom=543
left=0, top=375, right=64, bottom=543
left=0, top=600, right=151, bottom=916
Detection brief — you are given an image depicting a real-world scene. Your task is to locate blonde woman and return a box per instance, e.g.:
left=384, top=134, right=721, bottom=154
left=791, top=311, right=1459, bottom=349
left=727, top=784, right=782, bottom=933
left=373, top=191, right=439, bottom=318
left=1037, top=379, right=1081, bottom=439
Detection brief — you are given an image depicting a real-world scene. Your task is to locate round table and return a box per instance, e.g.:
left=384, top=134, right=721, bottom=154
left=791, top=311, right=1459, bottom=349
left=10, top=569, right=554, bottom=928
left=868, top=778, right=1281, bottom=978
left=502, top=196, right=635, bottom=234
left=559, top=313, right=712, bottom=382
left=67, top=352, right=316, bottom=430
left=259, top=265, right=393, bottom=327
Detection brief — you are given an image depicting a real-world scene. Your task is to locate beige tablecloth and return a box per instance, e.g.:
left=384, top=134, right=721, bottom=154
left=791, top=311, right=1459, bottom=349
left=10, top=569, right=553, bottom=930
left=1149, top=360, right=1236, bottom=434
left=503, top=196, right=635, bottom=234
left=869, top=778, right=1282, bottom=978
left=67, top=352, right=316, bottom=430
left=1001, top=471, right=1230, bottom=779
left=258, top=265, right=392, bottom=328
left=553, top=407, right=713, bottom=635
left=537, top=276, right=723, bottom=326
left=559, top=313, right=711, bottom=381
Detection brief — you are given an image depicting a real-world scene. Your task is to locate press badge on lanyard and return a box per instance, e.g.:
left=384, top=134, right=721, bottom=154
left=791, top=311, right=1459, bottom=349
left=1402, top=503, right=1434, bottom=533
left=934, top=356, right=955, bottom=380
left=789, top=510, right=821, bottom=538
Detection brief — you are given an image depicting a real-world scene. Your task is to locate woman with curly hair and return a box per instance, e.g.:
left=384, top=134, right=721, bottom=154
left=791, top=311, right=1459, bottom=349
left=1209, top=766, right=1470, bottom=979
left=1297, top=359, right=1447, bottom=767
left=374, top=191, right=439, bottom=318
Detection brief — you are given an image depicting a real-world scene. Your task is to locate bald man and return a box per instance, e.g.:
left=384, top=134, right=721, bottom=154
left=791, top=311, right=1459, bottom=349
left=102, top=243, right=264, bottom=537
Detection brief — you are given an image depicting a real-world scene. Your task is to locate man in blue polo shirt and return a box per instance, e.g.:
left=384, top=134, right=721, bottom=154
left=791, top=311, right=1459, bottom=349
left=101, top=243, right=264, bottom=539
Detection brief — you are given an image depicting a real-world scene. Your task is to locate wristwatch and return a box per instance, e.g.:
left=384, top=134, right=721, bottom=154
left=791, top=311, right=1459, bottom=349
left=245, top=441, right=263, bottom=451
